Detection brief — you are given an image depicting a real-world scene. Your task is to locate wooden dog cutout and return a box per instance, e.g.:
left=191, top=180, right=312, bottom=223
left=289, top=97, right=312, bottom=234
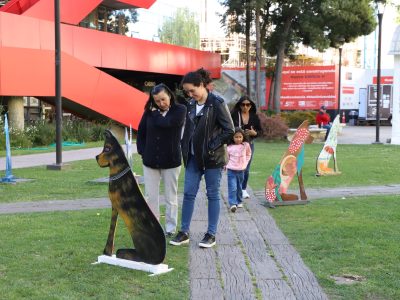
left=316, top=115, right=342, bottom=176
left=265, top=120, right=313, bottom=203
left=96, top=130, right=166, bottom=265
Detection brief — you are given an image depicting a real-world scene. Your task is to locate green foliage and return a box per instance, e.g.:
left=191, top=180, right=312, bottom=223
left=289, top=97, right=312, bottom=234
left=9, top=128, right=33, bottom=148
left=257, top=112, right=288, bottom=140
left=158, top=8, right=200, bottom=49
left=0, top=118, right=112, bottom=150
left=280, top=110, right=317, bottom=128
left=29, top=120, right=56, bottom=146
left=109, top=8, right=138, bottom=34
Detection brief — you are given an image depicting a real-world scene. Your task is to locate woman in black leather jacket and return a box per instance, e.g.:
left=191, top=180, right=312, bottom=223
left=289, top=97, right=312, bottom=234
left=170, top=68, right=234, bottom=248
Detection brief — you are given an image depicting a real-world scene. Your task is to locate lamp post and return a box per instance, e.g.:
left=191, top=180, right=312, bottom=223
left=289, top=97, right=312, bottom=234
left=337, top=46, right=343, bottom=117
left=47, top=0, right=63, bottom=169
left=374, top=1, right=385, bottom=144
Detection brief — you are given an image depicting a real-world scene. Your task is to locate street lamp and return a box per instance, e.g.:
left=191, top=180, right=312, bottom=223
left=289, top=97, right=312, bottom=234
left=374, top=1, right=385, bottom=144
left=47, top=0, right=63, bottom=169
left=337, top=45, right=343, bottom=118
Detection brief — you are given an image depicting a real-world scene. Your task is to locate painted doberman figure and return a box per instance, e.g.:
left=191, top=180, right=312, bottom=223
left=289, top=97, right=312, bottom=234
left=316, top=115, right=342, bottom=176
left=265, top=120, right=314, bottom=204
left=96, top=130, right=166, bottom=265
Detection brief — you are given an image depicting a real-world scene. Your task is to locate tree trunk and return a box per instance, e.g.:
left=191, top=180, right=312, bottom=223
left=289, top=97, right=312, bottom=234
left=272, top=18, right=292, bottom=113
left=255, top=3, right=261, bottom=109
left=245, top=0, right=251, bottom=97
left=268, top=74, right=275, bottom=111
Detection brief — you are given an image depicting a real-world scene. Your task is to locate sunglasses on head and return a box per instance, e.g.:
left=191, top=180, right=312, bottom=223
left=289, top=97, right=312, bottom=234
left=240, top=103, right=251, bottom=107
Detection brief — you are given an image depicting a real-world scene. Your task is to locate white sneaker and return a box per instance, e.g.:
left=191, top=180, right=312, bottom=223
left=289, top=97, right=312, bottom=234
left=237, top=203, right=243, bottom=208
left=230, top=205, right=237, bottom=212
left=242, top=190, right=250, bottom=199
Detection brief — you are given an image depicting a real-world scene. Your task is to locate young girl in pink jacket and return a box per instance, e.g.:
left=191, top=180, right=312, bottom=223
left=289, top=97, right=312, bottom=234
left=226, top=128, right=252, bottom=212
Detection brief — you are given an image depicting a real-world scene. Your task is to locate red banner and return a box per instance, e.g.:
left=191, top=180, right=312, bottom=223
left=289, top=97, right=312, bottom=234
left=279, top=65, right=338, bottom=110
left=342, top=86, right=355, bottom=94
left=372, top=76, right=393, bottom=84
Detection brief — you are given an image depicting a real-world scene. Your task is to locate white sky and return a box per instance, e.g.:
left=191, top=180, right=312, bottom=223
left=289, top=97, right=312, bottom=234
left=128, top=0, right=225, bottom=41
left=128, top=1, right=399, bottom=69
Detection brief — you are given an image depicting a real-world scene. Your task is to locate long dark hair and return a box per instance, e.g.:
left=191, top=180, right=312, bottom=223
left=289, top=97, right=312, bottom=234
left=144, top=83, right=176, bottom=111
left=228, top=127, right=248, bottom=145
left=231, top=95, right=257, bottom=115
left=180, top=68, right=212, bottom=88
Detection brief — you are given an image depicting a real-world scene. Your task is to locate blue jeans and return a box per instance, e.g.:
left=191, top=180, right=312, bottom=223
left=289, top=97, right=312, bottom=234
left=242, top=142, right=254, bottom=189
left=181, top=156, right=222, bottom=235
left=322, top=124, right=331, bottom=140
left=227, top=169, right=244, bottom=206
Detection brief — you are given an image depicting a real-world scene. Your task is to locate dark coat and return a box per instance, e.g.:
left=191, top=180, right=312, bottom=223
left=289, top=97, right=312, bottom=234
left=181, top=92, right=234, bottom=169
left=137, top=103, right=187, bottom=169
left=231, top=98, right=262, bottom=142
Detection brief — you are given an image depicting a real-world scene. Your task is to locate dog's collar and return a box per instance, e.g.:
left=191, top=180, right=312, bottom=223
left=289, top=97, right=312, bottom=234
left=109, top=166, right=131, bottom=181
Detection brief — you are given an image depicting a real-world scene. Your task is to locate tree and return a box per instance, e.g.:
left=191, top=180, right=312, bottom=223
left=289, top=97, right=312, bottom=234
left=109, top=9, right=138, bottom=34
left=266, top=0, right=377, bottom=112
left=158, top=8, right=199, bottom=49
left=220, top=0, right=273, bottom=106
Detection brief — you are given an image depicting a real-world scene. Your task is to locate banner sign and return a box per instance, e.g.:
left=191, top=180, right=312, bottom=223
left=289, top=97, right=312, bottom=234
left=372, top=76, right=393, bottom=84
left=279, top=65, right=338, bottom=110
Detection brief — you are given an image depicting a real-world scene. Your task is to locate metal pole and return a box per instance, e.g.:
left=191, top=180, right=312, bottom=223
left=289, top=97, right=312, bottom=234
left=55, top=0, right=62, bottom=164
left=337, top=47, right=342, bottom=117
left=375, top=12, right=382, bottom=143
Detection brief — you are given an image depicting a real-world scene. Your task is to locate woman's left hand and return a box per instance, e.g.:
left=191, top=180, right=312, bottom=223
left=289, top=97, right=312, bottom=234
left=245, top=126, right=257, bottom=137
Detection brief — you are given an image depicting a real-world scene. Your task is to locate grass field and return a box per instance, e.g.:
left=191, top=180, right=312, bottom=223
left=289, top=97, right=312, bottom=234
left=1, top=141, right=399, bottom=299
left=270, top=195, right=400, bottom=299
left=1, top=142, right=399, bottom=203
left=0, top=209, right=189, bottom=299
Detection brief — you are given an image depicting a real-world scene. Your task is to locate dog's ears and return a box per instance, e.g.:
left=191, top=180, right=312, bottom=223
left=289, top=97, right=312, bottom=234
left=104, top=129, right=113, bottom=140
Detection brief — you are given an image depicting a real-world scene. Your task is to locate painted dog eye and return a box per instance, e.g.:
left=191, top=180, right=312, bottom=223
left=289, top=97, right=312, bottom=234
left=104, top=146, right=111, bottom=153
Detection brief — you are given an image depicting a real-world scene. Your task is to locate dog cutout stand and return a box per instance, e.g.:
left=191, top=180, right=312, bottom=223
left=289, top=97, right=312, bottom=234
left=95, top=130, right=172, bottom=276
left=316, top=115, right=342, bottom=176
left=265, top=120, right=313, bottom=207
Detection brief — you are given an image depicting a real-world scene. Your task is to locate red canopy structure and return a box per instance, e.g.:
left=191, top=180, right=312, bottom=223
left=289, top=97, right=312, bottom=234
left=0, top=0, right=220, bottom=128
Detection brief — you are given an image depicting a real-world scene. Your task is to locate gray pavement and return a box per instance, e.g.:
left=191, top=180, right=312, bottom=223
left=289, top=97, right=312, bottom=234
left=0, top=147, right=104, bottom=171
left=337, top=125, right=392, bottom=144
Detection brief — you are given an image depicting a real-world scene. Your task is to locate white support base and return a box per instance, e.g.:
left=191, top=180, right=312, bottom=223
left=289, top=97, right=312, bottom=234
left=94, top=255, right=173, bottom=276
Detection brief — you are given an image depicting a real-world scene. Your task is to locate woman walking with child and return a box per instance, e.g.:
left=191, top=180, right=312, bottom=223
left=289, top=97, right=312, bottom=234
left=231, top=96, right=262, bottom=199
left=226, top=128, right=252, bottom=212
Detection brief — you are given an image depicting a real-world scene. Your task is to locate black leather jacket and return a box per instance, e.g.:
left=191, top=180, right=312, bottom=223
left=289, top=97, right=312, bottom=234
left=181, top=92, right=234, bottom=169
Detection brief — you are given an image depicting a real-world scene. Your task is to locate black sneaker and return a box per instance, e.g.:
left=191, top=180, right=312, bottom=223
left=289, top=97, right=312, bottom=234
left=169, top=231, right=189, bottom=246
left=165, top=232, right=175, bottom=238
left=230, top=205, right=237, bottom=212
left=198, top=232, right=216, bottom=248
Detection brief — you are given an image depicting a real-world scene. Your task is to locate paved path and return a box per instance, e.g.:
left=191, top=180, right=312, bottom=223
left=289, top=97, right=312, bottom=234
left=0, top=147, right=104, bottom=171
left=337, top=125, right=392, bottom=144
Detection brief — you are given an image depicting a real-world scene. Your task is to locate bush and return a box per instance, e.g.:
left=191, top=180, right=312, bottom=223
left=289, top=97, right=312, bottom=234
left=89, top=122, right=112, bottom=142
left=30, top=120, right=56, bottom=146
left=62, top=119, right=92, bottom=143
left=280, top=110, right=317, bottom=128
left=9, top=128, right=33, bottom=149
left=257, top=112, right=288, bottom=141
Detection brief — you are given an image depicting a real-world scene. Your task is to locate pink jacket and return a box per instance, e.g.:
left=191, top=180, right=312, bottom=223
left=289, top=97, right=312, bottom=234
left=226, top=142, right=252, bottom=171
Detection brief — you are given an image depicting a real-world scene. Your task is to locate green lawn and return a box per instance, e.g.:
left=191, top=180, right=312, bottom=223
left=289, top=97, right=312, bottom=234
left=1, top=141, right=400, bottom=299
left=270, top=195, right=400, bottom=299
left=0, top=209, right=189, bottom=299
left=0, top=141, right=104, bottom=157
left=249, top=142, right=400, bottom=189
left=2, top=142, right=399, bottom=203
